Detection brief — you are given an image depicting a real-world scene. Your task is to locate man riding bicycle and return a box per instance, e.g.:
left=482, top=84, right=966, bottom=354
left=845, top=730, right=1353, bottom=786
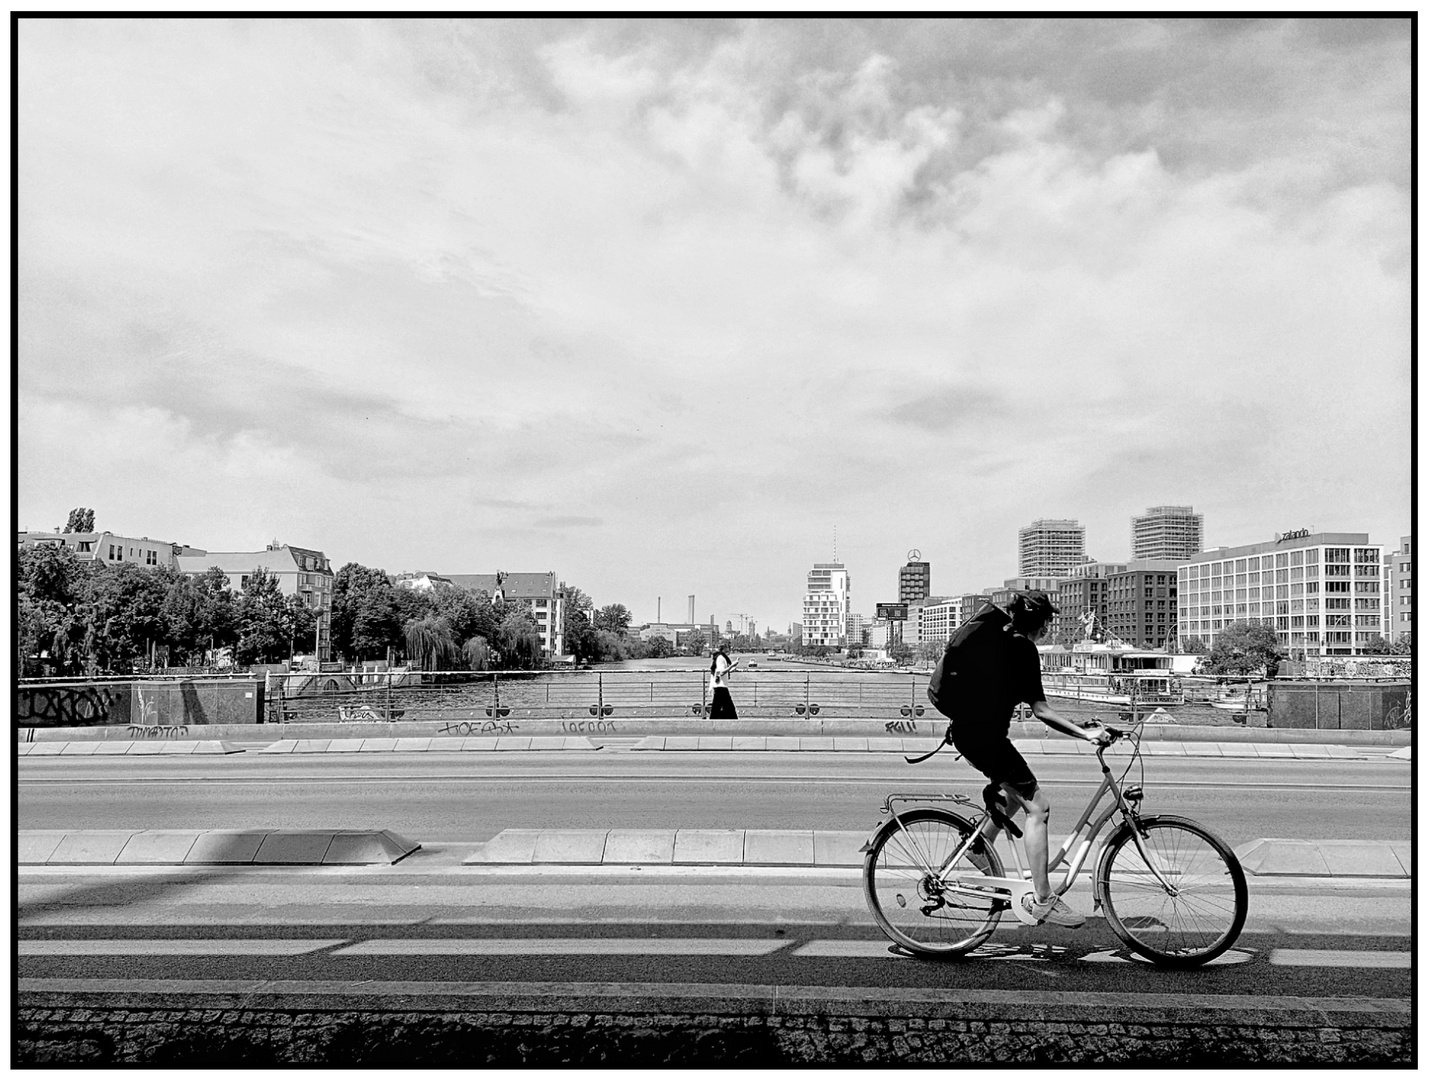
left=930, top=590, right=1105, bottom=928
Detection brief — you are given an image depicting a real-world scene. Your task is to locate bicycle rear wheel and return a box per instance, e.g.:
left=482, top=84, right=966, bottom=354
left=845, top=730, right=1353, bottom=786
left=1097, top=814, right=1248, bottom=968
left=863, top=808, right=1005, bottom=957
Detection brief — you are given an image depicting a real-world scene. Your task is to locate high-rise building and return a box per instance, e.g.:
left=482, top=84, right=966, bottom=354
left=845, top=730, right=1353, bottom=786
left=1176, top=532, right=1382, bottom=658
left=1385, top=535, right=1412, bottom=643
left=802, top=562, right=850, bottom=649
left=899, top=552, right=930, bottom=605
left=1132, top=506, right=1204, bottom=561
left=1018, top=519, right=1087, bottom=578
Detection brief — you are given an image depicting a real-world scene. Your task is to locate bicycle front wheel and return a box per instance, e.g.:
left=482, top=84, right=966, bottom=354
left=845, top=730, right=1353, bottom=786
left=863, top=808, right=1005, bottom=957
left=1097, top=815, right=1248, bottom=968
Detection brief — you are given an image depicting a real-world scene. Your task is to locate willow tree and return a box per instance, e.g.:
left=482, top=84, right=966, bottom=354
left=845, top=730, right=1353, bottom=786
left=462, top=634, right=492, bottom=672
left=403, top=615, right=455, bottom=672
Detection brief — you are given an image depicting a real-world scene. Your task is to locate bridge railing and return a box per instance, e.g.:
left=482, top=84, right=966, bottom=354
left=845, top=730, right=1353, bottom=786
left=265, top=668, right=939, bottom=724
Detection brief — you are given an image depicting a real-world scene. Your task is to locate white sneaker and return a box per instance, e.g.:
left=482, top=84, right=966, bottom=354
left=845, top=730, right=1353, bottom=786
left=1022, top=892, right=1086, bottom=928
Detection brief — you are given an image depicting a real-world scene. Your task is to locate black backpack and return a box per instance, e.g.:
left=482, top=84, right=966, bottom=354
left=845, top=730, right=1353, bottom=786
left=926, top=603, right=1009, bottom=715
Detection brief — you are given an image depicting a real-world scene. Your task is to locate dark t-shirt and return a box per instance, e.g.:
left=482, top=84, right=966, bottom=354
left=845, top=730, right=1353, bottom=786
left=947, top=610, right=1048, bottom=738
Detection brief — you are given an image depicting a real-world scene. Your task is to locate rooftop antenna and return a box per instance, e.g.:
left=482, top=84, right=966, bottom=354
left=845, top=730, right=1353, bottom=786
left=833, top=526, right=838, bottom=562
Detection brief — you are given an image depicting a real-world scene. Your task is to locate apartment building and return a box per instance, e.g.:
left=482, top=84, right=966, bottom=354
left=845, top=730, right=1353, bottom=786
left=1176, top=532, right=1383, bottom=657
left=1104, top=560, right=1181, bottom=650
left=845, top=612, right=867, bottom=647
left=802, top=562, right=850, bottom=649
left=176, top=542, right=335, bottom=661
left=18, top=529, right=202, bottom=568
left=445, top=572, right=567, bottom=659
left=1018, top=519, right=1087, bottom=578
left=1384, top=535, right=1412, bottom=642
left=1131, top=506, right=1204, bottom=561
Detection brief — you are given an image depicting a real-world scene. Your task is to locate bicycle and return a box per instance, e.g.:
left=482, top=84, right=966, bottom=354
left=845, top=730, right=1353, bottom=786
left=861, top=720, right=1248, bottom=968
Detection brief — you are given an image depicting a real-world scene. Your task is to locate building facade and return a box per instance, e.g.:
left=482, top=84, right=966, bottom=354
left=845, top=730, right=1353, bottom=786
left=802, top=562, right=850, bottom=649
left=899, top=556, right=931, bottom=605
left=445, top=572, right=567, bottom=659
left=1176, top=532, right=1383, bottom=657
left=176, top=542, right=335, bottom=661
left=845, top=612, right=867, bottom=647
left=1018, top=519, right=1087, bottom=578
left=1103, top=560, right=1181, bottom=650
left=18, top=530, right=202, bottom=569
left=917, top=598, right=965, bottom=649
left=1385, top=535, right=1412, bottom=643
left=1131, top=506, right=1204, bottom=561
left=1052, top=562, right=1129, bottom=641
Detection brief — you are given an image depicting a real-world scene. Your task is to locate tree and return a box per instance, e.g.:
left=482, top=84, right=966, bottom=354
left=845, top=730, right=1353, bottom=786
left=645, top=634, right=674, bottom=659
left=916, top=639, right=945, bottom=665
left=1360, top=634, right=1392, bottom=655
left=161, top=567, right=238, bottom=665
left=1204, top=622, right=1283, bottom=677
left=593, top=603, right=632, bottom=638
left=17, top=544, right=92, bottom=675
left=404, top=616, right=456, bottom=671
left=889, top=642, right=915, bottom=666
left=561, top=586, right=600, bottom=663
left=63, top=507, right=95, bottom=533
left=84, top=563, right=176, bottom=673
left=430, top=586, right=499, bottom=648
left=684, top=628, right=707, bottom=656
left=234, top=568, right=296, bottom=665
left=331, top=563, right=406, bottom=662
left=1181, top=636, right=1209, bottom=655
left=462, top=635, right=493, bottom=671
left=497, top=609, right=544, bottom=669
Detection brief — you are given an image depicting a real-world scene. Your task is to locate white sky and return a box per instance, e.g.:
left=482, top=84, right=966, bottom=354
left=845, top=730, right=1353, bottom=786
left=17, top=18, right=1413, bottom=632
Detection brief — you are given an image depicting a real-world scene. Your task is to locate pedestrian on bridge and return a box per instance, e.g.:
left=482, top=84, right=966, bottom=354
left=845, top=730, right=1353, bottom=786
left=709, top=645, right=740, bottom=719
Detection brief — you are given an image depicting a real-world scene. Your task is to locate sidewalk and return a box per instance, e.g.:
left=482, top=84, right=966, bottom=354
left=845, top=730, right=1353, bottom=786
left=15, top=735, right=1411, bottom=760
left=17, top=827, right=1412, bottom=879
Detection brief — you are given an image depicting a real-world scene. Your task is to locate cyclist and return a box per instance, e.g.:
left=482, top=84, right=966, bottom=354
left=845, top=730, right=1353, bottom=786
left=934, top=590, right=1105, bottom=928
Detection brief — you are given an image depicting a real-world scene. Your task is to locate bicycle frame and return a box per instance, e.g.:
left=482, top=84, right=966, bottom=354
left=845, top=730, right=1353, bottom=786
left=878, top=741, right=1153, bottom=926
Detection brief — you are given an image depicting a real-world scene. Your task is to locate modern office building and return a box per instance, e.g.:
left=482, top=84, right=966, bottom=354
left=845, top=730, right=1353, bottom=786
left=1131, top=506, right=1204, bottom=561
left=1384, top=535, right=1412, bottom=643
left=1176, top=532, right=1383, bottom=657
left=918, top=597, right=965, bottom=648
left=1104, top=560, right=1181, bottom=650
left=446, top=572, right=567, bottom=659
left=177, top=541, right=335, bottom=661
left=1018, top=519, right=1087, bottom=578
left=899, top=554, right=931, bottom=605
left=802, top=562, right=850, bottom=649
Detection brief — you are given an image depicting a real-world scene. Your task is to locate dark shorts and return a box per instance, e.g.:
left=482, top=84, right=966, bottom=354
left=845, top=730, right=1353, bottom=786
left=950, top=726, right=1038, bottom=800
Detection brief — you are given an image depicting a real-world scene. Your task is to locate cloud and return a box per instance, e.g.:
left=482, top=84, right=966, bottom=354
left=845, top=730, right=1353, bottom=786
left=17, top=18, right=1410, bottom=628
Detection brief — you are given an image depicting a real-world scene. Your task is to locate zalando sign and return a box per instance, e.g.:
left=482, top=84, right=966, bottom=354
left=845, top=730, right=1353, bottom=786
left=1275, top=528, right=1312, bottom=543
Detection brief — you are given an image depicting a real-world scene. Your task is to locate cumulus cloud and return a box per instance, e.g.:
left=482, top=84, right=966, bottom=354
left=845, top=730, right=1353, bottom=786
left=18, top=18, right=1410, bottom=627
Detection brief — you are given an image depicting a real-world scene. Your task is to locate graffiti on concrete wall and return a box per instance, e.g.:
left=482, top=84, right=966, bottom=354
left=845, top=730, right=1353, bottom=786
left=1305, top=657, right=1412, bottom=679
left=17, top=684, right=131, bottom=728
left=438, top=719, right=518, bottom=737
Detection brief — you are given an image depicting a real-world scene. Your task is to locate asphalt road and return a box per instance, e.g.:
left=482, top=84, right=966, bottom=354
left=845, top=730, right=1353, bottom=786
left=18, top=749, right=1409, bottom=848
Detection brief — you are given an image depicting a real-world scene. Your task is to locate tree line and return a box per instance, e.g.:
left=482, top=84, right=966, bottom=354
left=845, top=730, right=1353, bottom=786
left=16, top=542, right=731, bottom=677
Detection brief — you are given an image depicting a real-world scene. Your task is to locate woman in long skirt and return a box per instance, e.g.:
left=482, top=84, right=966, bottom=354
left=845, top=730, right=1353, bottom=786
left=709, top=645, right=740, bottom=719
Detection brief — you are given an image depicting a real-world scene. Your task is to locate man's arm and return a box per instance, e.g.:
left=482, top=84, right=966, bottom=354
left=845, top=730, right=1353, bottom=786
left=1030, top=699, right=1101, bottom=741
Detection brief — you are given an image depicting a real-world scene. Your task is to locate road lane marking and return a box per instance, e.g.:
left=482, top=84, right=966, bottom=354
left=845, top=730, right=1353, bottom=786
left=1269, top=949, right=1410, bottom=968
left=19, top=939, right=345, bottom=956
left=330, top=937, right=790, bottom=956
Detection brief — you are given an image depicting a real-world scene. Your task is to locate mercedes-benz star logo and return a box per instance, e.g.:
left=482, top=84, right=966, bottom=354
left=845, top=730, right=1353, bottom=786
left=907, top=549, right=921, bottom=562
